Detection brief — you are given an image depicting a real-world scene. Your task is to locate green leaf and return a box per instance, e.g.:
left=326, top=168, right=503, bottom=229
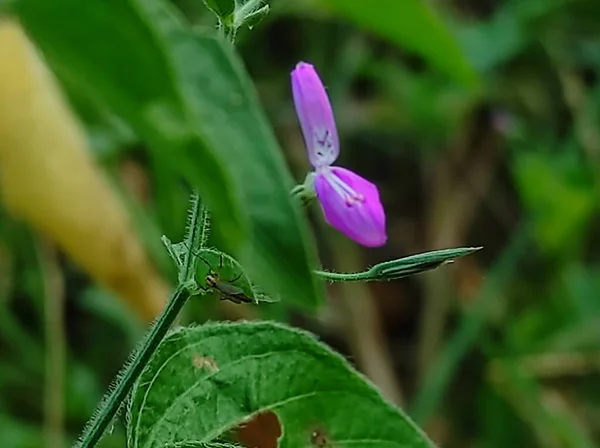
left=319, top=0, right=479, bottom=88
left=202, top=0, right=235, bottom=22
left=232, top=0, right=269, bottom=30
left=195, top=248, right=256, bottom=303
left=238, top=4, right=269, bottom=31
left=194, top=248, right=281, bottom=303
left=127, top=321, right=437, bottom=448
left=14, top=0, right=323, bottom=309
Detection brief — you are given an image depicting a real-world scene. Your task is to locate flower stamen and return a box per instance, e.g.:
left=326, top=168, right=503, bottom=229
left=313, top=128, right=335, bottom=163
left=322, top=169, right=365, bottom=208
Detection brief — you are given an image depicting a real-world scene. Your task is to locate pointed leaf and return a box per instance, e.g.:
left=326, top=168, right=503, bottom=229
left=370, top=246, right=482, bottom=280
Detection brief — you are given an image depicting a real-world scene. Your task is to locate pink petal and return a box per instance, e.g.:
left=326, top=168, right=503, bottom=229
left=291, top=62, right=339, bottom=168
left=314, top=167, right=387, bottom=247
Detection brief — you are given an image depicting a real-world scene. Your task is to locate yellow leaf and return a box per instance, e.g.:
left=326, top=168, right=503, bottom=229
left=0, top=18, right=170, bottom=322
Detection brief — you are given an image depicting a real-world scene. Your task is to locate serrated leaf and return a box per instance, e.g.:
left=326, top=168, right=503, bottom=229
left=14, top=0, right=323, bottom=310
left=127, top=322, right=437, bottom=448
left=319, top=0, right=478, bottom=88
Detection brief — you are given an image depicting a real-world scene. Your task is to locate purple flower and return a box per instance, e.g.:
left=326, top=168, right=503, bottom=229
left=291, top=61, right=387, bottom=248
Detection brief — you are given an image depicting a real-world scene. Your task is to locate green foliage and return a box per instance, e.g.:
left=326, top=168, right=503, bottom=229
left=163, top=197, right=278, bottom=303
left=3, top=0, right=600, bottom=446
left=236, top=1, right=270, bottom=31
left=514, top=152, right=596, bottom=255
left=202, top=0, right=269, bottom=39
left=319, top=0, right=479, bottom=88
left=195, top=248, right=277, bottom=304
left=127, top=321, right=437, bottom=448
left=13, top=0, right=323, bottom=310
left=410, top=227, right=531, bottom=424
left=202, top=0, right=235, bottom=24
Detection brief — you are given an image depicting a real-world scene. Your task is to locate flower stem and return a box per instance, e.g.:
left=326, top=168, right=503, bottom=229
left=314, top=269, right=372, bottom=282
left=314, top=247, right=482, bottom=283
left=74, top=286, right=191, bottom=448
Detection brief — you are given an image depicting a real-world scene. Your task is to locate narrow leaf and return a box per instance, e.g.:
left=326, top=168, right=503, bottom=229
left=369, top=246, right=482, bottom=280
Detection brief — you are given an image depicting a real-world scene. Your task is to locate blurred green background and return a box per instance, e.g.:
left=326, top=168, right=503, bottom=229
left=2, top=0, right=600, bottom=447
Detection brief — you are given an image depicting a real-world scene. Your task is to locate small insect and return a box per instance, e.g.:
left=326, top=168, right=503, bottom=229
left=198, top=253, right=254, bottom=304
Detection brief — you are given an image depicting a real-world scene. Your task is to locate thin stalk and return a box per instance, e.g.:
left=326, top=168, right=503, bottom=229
left=315, top=247, right=482, bottom=283
left=75, top=286, right=191, bottom=448
left=181, top=192, right=209, bottom=285
left=315, top=269, right=372, bottom=282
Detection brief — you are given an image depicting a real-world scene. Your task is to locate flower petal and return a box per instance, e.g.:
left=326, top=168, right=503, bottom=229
left=314, top=167, right=387, bottom=247
left=291, top=62, right=339, bottom=168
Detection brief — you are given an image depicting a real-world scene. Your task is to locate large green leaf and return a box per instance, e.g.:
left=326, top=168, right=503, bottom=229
left=127, top=321, right=437, bottom=448
left=319, top=0, right=478, bottom=88
left=13, top=0, right=322, bottom=309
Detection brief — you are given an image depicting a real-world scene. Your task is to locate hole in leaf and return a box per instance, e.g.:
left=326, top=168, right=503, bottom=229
left=236, top=411, right=281, bottom=448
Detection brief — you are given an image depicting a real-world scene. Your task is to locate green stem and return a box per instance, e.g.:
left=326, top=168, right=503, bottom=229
left=314, top=269, right=372, bottom=282
left=181, top=193, right=209, bottom=285
left=75, top=286, right=191, bottom=448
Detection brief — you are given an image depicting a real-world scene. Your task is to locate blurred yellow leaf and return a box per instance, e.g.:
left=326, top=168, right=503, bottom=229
left=0, top=18, right=169, bottom=322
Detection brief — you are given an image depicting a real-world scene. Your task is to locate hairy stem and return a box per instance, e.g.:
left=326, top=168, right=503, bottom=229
left=181, top=193, right=210, bottom=285
left=75, top=286, right=191, bottom=448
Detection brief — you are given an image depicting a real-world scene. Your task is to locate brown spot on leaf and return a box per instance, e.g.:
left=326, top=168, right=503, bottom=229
left=310, top=426, right=330, bottom=447
left=192, top=355, right=218, bottom=372
left=236, top=411, right=281, bottom=448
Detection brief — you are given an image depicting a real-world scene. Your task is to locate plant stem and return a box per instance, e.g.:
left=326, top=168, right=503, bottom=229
left=75, top=286, right=191, bottom=448
left=314, top=247, right=482, bottom=283
left=314, top=269, right=372, bottom=282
